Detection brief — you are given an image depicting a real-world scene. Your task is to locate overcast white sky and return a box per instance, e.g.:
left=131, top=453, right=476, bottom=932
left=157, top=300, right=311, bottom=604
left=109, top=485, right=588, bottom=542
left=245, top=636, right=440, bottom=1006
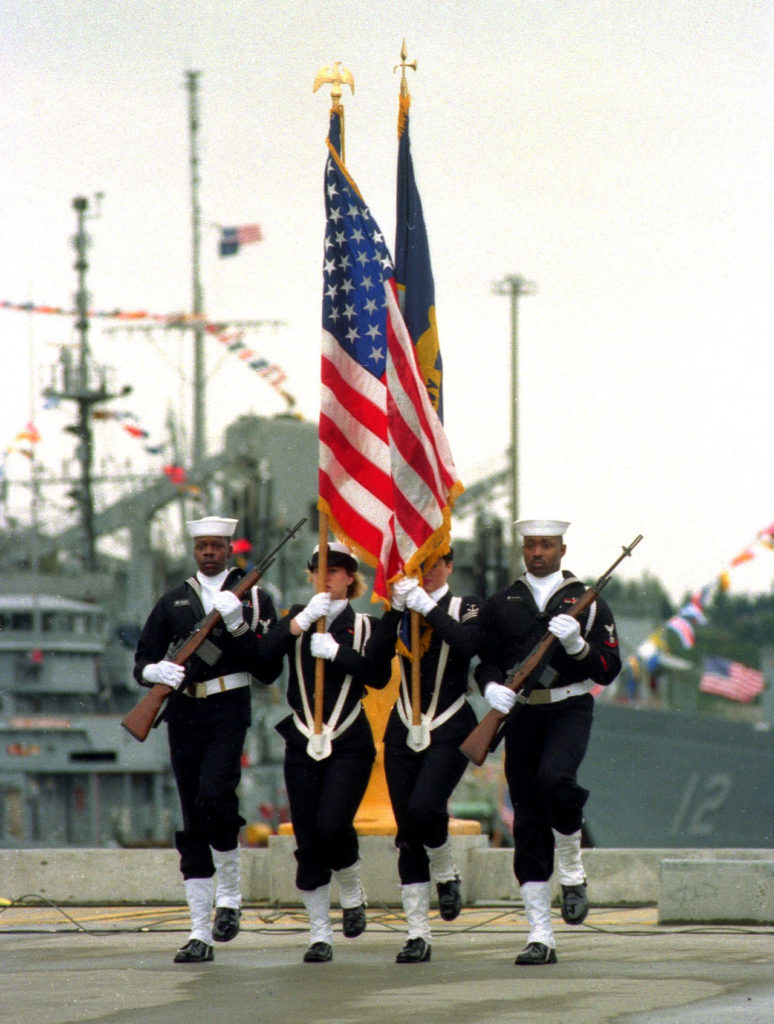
left=1, top=1, right=773, bottom=602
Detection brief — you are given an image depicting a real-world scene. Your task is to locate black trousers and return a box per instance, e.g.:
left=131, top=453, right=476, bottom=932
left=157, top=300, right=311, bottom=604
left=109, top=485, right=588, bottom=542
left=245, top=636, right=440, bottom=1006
left=385, top=737, right=468, bottom=885
left=167, top=688, right=250, bottom=879
left=284, top=740, right=374, bottom=892
left=504, top=694, right=593, bottom=884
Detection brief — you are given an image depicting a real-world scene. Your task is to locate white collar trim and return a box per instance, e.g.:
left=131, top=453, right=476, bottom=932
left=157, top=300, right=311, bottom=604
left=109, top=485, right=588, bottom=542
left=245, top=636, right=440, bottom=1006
left=197, top=568, right=229, bottom=590
left=524, top=570, right=564, bottom=611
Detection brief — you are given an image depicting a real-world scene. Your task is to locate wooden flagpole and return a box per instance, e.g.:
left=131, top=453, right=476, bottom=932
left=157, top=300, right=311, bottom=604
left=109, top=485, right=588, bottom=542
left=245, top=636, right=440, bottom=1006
left=313, top=514, right=328, bottom=737
left=312, top=62, right=354, bottom=737
left=410, top=605, right=422, bottom=727
left=394, top=42, right=424, bottom=731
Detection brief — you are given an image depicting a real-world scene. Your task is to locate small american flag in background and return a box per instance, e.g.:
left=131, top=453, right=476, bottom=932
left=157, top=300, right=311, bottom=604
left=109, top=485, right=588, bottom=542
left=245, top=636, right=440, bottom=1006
left=218, top=223, right=263, bottom=257
left=699, top=656, right=765, bottom=703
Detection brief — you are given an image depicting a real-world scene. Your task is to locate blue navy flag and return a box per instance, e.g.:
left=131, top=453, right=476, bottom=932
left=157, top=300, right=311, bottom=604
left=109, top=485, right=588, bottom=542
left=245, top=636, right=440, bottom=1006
left=395, top=94, right=443, bottom=420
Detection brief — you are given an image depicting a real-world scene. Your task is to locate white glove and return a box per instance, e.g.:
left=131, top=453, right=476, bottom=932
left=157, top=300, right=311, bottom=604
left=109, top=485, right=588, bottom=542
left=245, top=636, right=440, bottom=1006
left=142, top=660, right=185, bottom=688
left=548, top=613, right=586, bottom=655
left=485, top=681, right=518, bottom=714
left=404, top=586, right=436, bottom=617
left=211, top=590, right=244, bottom=633
left=294, top=591, right=331, bottom=632
left=390, top=576, right=418, bottom=611
left=310, top=632, right=340, bottom=661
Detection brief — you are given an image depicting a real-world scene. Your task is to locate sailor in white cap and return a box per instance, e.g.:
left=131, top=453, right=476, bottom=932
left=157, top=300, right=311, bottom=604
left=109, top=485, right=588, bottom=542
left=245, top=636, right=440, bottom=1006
left=475, top=519, right=621, bottom=965
left=258, top=541, right=393, bottom=963
left=134, top=514, right=282, bottom=963
left=185, top=515, right=239, bottom=537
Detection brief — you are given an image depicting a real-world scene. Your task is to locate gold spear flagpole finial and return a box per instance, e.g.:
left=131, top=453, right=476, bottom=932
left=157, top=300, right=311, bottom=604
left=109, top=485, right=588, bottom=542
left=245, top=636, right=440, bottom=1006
left=394, top=38, right=417, bottom=98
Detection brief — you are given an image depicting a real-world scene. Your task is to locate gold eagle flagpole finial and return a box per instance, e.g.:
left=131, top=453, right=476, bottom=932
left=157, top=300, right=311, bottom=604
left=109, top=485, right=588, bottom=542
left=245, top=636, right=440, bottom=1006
left=394, top=39, right=417, bottom=98
left=313, top=61, right=355, bottom=160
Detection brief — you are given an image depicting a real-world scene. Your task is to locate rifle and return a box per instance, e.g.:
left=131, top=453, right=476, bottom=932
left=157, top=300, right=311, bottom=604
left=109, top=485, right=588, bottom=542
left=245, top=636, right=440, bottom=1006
left=460, top=534, right=642, bottom=766
left=120, top=517, right=307, bottom=742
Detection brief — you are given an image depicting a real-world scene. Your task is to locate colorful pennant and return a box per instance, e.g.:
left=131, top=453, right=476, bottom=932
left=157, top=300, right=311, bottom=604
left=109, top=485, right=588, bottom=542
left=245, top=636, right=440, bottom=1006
left=636, top=521, right=774, bottom=691
left=1, top=299, right=297, bottom=409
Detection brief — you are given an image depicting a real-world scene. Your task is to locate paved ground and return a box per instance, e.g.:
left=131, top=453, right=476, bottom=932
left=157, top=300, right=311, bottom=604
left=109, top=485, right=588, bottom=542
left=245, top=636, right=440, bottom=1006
left=1, top=902, right=772, bottom=1024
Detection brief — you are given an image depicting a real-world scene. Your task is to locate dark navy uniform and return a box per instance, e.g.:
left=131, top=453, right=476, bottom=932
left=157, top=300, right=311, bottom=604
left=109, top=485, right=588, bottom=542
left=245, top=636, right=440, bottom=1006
left=134, top=568, right=281, bottom=878
left=476, top=570, right=620, bottom=883
left=378, top=589, right=481, bottom=884
left=262, top=603, right=392, bottom=891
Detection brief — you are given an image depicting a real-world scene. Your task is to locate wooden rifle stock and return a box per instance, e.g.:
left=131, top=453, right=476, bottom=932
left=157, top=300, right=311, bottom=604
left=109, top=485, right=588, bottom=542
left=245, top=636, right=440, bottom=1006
left=459, top=593, right=594, bottom=766
left=120, top=517, right=307, bottom=742
left=459, top=534, right=642, bottom=766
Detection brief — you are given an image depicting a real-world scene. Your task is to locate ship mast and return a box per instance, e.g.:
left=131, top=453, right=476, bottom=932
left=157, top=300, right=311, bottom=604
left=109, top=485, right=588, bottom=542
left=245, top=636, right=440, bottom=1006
left=185, top=69, right=206, bottom=474
left=492, top=274, right=536, bottom=578
left=44, top=194, right=129, bottom=572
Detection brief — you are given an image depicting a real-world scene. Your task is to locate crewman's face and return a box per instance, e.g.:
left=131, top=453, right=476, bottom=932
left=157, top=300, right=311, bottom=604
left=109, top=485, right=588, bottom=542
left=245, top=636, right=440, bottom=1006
left=193, top=535, right=231, bottom=576
left=312, top=565, right=354, bottom=601
left=420, top=558, right=452, bottom=593
left=522, top=535, right=565, bottom=577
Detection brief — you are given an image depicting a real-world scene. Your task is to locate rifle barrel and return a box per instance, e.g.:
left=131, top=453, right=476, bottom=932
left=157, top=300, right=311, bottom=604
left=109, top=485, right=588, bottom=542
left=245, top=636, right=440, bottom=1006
left=120, top=516, right=307, bottom=743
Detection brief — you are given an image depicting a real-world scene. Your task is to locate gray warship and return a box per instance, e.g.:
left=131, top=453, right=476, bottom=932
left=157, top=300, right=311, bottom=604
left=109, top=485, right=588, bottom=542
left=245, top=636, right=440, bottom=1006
left=4, top=376, right=774, bottom=850
left=3, top=398, right=774, bottom=850
left=0, top=402, right=320, bottom=847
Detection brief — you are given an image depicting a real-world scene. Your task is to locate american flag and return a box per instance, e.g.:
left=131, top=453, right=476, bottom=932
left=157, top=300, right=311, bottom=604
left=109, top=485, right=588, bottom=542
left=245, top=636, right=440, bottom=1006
left=318, top=108, right=462, bottom=599
left=699, top=656, right=765, bottom=703
left=218, top=223, right=263, bottom=257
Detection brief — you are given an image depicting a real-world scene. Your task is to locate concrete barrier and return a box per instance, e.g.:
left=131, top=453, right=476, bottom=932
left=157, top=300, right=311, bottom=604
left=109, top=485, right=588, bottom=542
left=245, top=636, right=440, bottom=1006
left=1, top=846, right=773, bottom=910
left=0, top=848, right=185, bottom=905
left=268, top=833, right=488, bottom=905
left=659, top=857, right=774, bottom=924
left=468, top=847, right=774, bottom=908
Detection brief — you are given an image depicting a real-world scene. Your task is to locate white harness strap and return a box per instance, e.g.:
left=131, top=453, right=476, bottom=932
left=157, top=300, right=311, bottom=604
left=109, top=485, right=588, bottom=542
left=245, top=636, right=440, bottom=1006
left=293, top=613, right=370, bottom=760
left=247, top=585, right=261, bottom=631
left=397, top=596, right=465, bottom=751
left=584, top=600, right=597, bottom=635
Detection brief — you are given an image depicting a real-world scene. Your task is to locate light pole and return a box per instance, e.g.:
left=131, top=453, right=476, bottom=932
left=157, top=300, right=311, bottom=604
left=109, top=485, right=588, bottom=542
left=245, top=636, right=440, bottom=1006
left=492, top=274, right=536, bottom=578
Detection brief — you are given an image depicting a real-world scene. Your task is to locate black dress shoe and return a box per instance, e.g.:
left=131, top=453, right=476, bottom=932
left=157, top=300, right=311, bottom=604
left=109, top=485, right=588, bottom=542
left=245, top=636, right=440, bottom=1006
left=437, top=876, right=462, bottom=921
left=303, top=941, right=333, bottom=963
left=342, top=903, right=366, bottom=938
left=561, top=881, right=589, bottom=924
left=212, top=906, right=241, bottom=942
left=173, top=939, right=214, bottom=963
left=395, top=937, right=431, bottom=963
left=515, top=941, right=557, bottom=965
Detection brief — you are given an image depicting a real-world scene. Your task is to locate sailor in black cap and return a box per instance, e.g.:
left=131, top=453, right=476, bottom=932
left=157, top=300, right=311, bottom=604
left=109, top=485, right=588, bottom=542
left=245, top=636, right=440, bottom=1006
left=134, top=515, right=282, bottom=963
left=377, top=549, right=482, bottom=963
left=476, top=519, right=621, bottom=965
left=260, top=541, right=392, bottom=963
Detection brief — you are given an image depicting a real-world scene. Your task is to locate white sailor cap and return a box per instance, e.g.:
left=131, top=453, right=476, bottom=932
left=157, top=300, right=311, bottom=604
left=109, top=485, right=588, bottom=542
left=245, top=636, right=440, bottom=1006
left=186, top=515, right=238, bottom=538
left=308, top=541, right=359, bottom=573
left=514, top=519, right=570, bottom=537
